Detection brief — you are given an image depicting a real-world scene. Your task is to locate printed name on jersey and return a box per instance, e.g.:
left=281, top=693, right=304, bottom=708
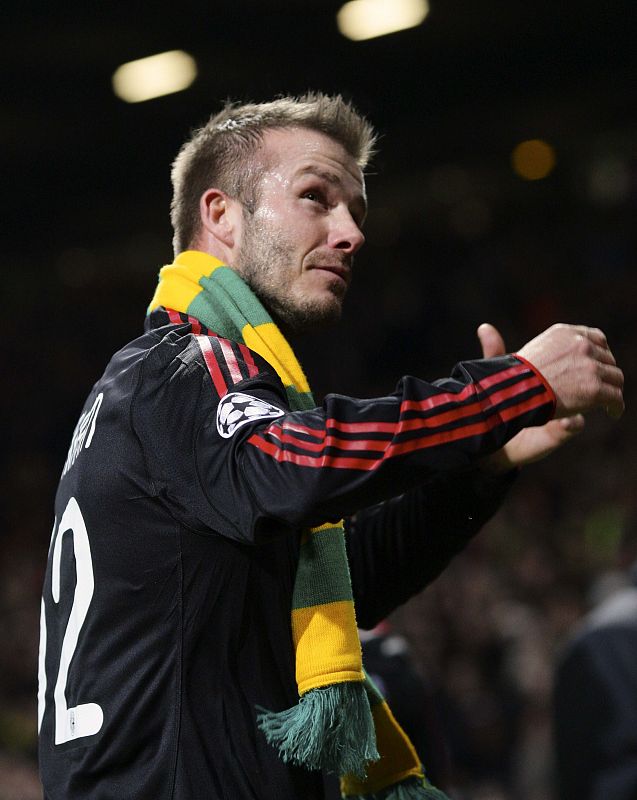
left=216, top=392, right=284, bottom=438
left=61, top=393, right=103, bottom=477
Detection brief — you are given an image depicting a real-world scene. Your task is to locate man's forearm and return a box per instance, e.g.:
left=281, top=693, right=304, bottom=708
left=345, top=467, right=517, bottom=628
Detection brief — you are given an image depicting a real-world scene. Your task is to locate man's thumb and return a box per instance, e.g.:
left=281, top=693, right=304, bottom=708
left=477, top=322, right=506, bottom=358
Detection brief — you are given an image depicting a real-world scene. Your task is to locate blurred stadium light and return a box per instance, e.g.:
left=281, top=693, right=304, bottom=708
left=337, top=0, right=429, bottom=41
left=112, top=50, right=197, bottom=103
left=511, top=139, right=557, bottom=181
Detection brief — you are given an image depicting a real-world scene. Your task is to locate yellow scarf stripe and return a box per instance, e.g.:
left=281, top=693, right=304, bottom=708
left=147, top=250, right=225, bottom=313
left=292, top=600, right=364, bottom=695
left=242, top=322, right=311, bottom=396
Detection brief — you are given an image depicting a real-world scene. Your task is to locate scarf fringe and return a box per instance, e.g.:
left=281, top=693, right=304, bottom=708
left=257, top=683, right=379, bottom=777
left=343, top=775, right=452, bottom=799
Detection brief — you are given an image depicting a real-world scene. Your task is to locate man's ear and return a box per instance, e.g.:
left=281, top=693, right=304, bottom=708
left=199, top=188, right=240, bottom=250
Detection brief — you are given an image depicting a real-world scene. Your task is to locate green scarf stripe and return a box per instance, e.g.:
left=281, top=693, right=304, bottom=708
left=187, top=266, right=257, bottom=339
left=188, top=291, right=240, bottom=339
left=292, top=527, right=354, bottom=609
left=201, top=268, right=273, bottom=327
left=282, top=384, right=315, bottom=410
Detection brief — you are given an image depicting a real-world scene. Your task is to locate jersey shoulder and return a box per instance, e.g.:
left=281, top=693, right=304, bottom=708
left=142, top=308, right=286, bottom=404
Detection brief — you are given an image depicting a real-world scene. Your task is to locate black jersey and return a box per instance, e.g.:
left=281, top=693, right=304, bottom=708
left=38, top=308, right=555, bottom=799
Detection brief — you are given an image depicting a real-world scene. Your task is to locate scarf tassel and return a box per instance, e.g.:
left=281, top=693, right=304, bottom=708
left=257, top=683, right=379, bottom=777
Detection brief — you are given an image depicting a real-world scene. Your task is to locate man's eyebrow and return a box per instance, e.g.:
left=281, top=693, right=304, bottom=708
left=296, top=166, right=342, bottom=185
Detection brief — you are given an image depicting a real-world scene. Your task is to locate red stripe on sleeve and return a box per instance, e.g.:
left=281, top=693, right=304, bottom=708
left=326, top=376, right=541, bottom=437
left=384, top=392, right=550, bottom=460
left=167, top=309, right=183, bottom=325
left=266, top=370, right=543, bottom=442
left=187, top=315, right=202, bottom=334
left=263, top=377, right=545, bottom=454
left=400, top=363, right=534, bottom=413
left=195, top=336, right=228, bottom=397
left=477, top=363, right=531, bottom=390
left=248, top=382, right=552, bottom=469
left=513, top=354, right=557, bottom=415
left=238, top=343, right=260, bottom=378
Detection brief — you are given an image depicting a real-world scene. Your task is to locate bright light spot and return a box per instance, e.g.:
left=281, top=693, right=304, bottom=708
left=112, top=50, right=197, bottom=103
left=511, top=139, right=556, bottom=181
left=337, top=0, right=429, bottom=41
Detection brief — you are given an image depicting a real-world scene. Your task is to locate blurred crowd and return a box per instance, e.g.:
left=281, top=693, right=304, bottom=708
left=1, top=144, right=634, bottom=799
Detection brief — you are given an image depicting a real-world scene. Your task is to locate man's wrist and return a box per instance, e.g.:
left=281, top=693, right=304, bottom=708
left=513, top=353, right=557, bottom=418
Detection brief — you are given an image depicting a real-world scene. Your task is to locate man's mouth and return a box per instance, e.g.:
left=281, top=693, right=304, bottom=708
left=309, top=264, right=351, bottom=286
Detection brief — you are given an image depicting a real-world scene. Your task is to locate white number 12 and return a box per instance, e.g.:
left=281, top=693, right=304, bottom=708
left=38, top=496, right=104, bottom=744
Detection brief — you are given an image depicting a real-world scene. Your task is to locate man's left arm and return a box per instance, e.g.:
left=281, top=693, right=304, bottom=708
left=346, top=467, right=515, bottom=628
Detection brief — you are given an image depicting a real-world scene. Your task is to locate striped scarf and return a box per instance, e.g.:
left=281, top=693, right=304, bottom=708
left=148, top=250, right=449, bottom=800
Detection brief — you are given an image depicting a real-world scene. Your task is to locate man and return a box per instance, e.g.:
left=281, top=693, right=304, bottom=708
left=38, top=93, right=624, bottom=800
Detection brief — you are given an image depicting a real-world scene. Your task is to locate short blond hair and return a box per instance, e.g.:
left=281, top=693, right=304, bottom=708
left=170, top=92, right=377, bottom=255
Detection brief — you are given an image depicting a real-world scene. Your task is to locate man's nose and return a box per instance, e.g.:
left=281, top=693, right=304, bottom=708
left=328, top=208, right=365, bottom=254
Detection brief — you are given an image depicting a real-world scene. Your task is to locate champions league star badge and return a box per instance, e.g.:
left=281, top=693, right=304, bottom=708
left=216, top=392, right=285, bottom=438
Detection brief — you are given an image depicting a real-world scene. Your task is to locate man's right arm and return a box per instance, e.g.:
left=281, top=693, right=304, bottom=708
left=232, top=354, right=552, bottom=537
left=132, top=321, right=622, bottom=545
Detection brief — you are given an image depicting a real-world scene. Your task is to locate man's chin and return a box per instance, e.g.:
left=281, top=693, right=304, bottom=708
left=270, top=296, right=343, bottom=334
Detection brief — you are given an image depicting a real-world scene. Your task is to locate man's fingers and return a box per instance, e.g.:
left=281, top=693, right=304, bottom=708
left=595, top=370, right=625, bottom=418
left=581, top=334, right=623, bottom=417
left=560, top=414, right=586, bottom=434
left=571, top=325, right=608, bottom=348
left=598, top=363, right=625, bottom=388
left=581, top=363, right=624, bottom=417
left=602, top=387, right=625, bottom=419
left=576, top=336, right=617, bottom=366
left=477, top=323, right=506, bottom=359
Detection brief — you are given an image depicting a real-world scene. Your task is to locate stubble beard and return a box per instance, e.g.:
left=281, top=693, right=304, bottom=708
left=234, top=214, right=344, bottom=334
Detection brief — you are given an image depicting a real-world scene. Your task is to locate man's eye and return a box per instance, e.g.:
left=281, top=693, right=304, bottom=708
left=302, top=191, right=323, bottom=203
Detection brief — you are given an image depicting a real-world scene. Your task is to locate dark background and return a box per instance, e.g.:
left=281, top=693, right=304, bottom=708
left=2, top=2, right=635, bottom=797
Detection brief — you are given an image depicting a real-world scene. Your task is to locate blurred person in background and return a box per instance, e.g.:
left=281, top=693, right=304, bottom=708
left=37, top=93, right=624, bottom=800
left=553, top=509, right=637, bottom=800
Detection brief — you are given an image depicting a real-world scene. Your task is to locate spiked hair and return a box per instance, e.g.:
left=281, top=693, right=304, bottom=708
left=170, top=92, right=377, bottom=255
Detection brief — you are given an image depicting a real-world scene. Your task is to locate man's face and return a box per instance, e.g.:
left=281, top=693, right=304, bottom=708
left=233, top=127, right=367, bottom=332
